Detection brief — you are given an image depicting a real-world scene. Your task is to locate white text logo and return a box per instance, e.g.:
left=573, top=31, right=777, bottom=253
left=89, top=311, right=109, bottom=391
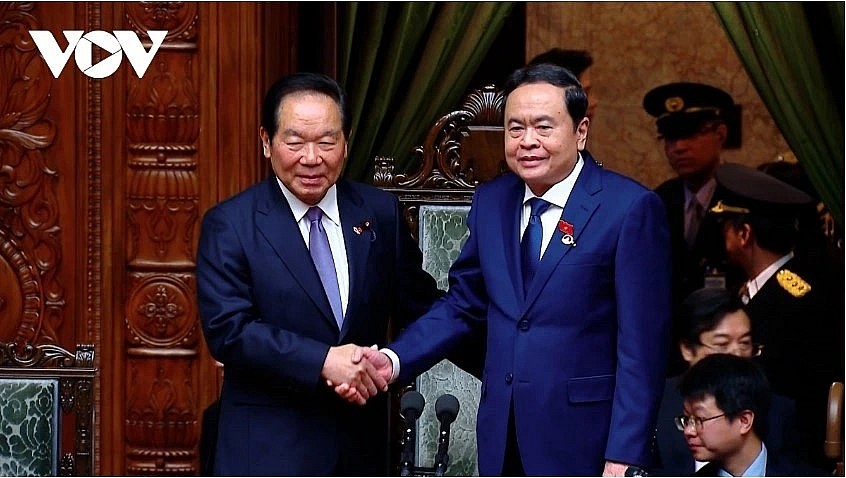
left=30, top=30, right=167, bottom=79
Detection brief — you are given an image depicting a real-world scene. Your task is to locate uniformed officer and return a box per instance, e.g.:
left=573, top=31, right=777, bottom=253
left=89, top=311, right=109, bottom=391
left=708, top=162, right=844, bottom=470
left=643, top=82, right=745, bottom=376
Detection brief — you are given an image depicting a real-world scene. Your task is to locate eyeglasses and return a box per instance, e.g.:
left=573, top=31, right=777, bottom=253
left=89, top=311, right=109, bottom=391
left=700, top=342, right=764, bottom=357
left=674, top=413, right=726, bottom=431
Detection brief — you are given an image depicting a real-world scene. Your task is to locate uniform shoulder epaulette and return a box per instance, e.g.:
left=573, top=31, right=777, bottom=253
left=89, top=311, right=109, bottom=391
left=776, top=269, right=812, bottom=298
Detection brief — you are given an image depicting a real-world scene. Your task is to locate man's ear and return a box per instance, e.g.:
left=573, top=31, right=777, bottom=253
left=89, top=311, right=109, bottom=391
left=737, top=409, right=755, bottom=435
left=715, top=123, right=729, bottom=145
left=738, top=223, right=753, bottom=247
left=577, top=117, right=589, bottom=150
left=680, top=342, right=697, bottom=364
left=259, top=127, right=271, bottom=158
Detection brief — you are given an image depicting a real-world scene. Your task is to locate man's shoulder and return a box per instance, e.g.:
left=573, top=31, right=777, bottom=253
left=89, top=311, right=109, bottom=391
left=767, top=453, right=830, bottom=476
left=598, top=166, right=653, bottom=195
left=473, top=171, right=521, bottom=197
left=208, top=178, right=269, bottom=214
left=654, top=177, right=682, bottom=197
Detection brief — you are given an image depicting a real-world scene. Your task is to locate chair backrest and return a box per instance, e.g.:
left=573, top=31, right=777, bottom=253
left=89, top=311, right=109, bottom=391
left=0, top=342, right=96, bottom=476
left=826, top=381, right=844, bottom=476
left=375, top=84, right=505, bottom=476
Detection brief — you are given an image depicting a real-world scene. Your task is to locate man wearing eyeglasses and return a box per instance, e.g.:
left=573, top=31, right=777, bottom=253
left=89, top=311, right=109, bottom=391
left=650, top=287, right=798, bottom=476
left=643, top=82, right=745, bottom=377
left=677, top=354, right=823, bottom=476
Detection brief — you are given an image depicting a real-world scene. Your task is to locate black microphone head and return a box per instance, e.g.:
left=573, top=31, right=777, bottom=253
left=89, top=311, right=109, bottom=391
left=435, top=393, right=459, bottom=425
left=401, top=390, right=425, bottom=421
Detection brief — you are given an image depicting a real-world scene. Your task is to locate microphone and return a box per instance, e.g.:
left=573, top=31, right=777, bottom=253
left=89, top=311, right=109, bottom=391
left=400, top=390, right=425, bottom=477
left=433, top=394, right=460, bottom=477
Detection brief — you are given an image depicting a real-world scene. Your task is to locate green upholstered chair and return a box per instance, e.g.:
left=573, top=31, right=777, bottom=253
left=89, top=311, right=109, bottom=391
left=375, top=84, right=504, bottom=476
left=0, top=342, right=96, bottom=476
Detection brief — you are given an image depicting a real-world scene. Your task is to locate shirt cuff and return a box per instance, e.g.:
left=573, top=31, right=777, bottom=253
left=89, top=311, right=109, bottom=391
left=380, top=347, right=400, bottom=383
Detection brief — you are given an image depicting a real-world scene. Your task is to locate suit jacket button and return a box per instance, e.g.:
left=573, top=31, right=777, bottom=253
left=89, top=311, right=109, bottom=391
left=518, top=319, right=529, bottom=331
left=505, top=373, right=513, bottom=384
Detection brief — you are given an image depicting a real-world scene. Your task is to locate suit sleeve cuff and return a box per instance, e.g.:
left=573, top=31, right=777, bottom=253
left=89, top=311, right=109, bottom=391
left=380, top=347, right=400, bottom=383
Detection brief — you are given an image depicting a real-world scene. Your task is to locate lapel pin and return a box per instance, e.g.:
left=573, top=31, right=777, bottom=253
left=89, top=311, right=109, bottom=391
left=558, top=220, right=576, bottom=247
left=354, top=220, right=375, bottom=242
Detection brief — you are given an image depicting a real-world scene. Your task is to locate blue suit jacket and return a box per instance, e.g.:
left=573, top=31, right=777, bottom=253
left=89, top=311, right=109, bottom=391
left=197, top=176, right=441, bottom=475
left=388, top=157, right=672, bottom=475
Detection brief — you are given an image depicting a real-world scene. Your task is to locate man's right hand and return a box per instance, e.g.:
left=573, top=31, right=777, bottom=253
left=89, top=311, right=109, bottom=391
left=329, top=345, right=394, bottom=404
left=321, top=344, right=388, bottom=405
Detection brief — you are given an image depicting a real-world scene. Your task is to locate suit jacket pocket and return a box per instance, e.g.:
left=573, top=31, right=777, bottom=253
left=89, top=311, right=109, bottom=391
left=567, top=374, right=615, bottom=403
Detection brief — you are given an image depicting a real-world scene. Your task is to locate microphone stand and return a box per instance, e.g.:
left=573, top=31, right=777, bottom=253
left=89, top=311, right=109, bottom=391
left=398, top=392, right=460, bottom=476
left=433, top=425, right=452, bottom=477
left=399, top=391, right=425, bottom=477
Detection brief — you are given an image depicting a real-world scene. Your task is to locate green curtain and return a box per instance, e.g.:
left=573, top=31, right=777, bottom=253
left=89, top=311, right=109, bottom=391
left=712, top=2, right=844, bottom=232
left=338, top=2, right=514, bottom=182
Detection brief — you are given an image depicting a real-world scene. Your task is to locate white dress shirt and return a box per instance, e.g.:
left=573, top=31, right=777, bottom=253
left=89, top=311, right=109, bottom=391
left=745, top=252, right=794, bottom=301
left=520, top=155, right=584, bottom=258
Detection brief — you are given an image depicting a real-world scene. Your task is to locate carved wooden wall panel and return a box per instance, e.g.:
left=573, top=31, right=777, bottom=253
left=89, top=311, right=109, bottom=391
left=122, top=3, right=201, bottom=473
left=1, top=1, right=296, bottom=475
left=0, top=1, right=66, bottom=350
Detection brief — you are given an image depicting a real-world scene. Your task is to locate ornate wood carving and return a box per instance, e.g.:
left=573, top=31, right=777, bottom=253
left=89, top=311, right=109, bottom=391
left=374, top=84, right=505, bottom=193
left=122, top=2, right=201, bottom=474
left=126, top=2, right=198, bottom=44
left=3, top=2, right=298, bottom=474
left=374, top=85, right=505, bottom=241
left=0, top=1, right=63, bottom=347
left=0, top=341, right=97, bottom=476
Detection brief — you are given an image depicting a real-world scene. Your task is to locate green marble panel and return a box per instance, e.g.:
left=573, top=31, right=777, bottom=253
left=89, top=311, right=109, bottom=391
left=417, top=205, right=481, bottom=476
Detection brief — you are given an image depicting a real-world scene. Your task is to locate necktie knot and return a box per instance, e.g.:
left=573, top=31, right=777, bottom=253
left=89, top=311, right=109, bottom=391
left=307, top=206, right=323, bottom=224
left=528, top=197, right=551, bottom=219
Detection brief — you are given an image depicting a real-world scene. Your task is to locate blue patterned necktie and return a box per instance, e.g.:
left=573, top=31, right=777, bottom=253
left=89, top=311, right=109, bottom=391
left=306, top=207, right=343, bottom=328
left=520, top=198, right=551, bottom=295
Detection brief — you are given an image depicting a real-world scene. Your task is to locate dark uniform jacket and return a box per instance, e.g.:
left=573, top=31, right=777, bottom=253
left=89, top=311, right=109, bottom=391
left=745, top=255, right=844, bottom=469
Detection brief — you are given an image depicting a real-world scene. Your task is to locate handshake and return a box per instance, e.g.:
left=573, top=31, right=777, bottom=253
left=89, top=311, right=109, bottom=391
left=321, top=343, right=394, bottom=405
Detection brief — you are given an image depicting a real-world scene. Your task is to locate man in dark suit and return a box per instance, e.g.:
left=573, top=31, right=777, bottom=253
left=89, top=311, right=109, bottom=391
left=708, top=162, right=844, bottom=470
left=651, top=287, right=799, bottom=476
left=196, top=72, right=443, bottom=475
left=344, top=63, right=672, bottom=475
left=643, top=82, right=745, bottom=376
left=678, top=354, right=824, bottom=476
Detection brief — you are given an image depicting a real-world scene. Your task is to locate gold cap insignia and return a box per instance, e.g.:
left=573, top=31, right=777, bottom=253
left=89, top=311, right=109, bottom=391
left=709, top=200, right=750, bottom=215
left=776, top=269, right=811, bottom=298
left=665, top=96, right=685, bottom=113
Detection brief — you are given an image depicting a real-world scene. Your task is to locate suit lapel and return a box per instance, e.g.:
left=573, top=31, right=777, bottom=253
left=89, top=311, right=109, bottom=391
left=254, top=176, right=340, bottom=332
left=499, top=176, right=528, bottom=311
left=524, top=159, right=601, bottom=309
left=336, top=181, right=372, bottom=338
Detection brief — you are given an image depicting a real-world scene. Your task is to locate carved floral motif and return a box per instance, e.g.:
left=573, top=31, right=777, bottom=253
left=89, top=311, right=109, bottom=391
left=125, top=2, right=199, bottom=43
left=126, top=274, right=197, bottom=347
left=0, top=1, right=61, bottom=346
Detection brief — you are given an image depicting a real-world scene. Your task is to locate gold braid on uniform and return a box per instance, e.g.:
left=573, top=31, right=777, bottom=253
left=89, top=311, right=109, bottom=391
left=776, top=269, right=811, bottom=298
